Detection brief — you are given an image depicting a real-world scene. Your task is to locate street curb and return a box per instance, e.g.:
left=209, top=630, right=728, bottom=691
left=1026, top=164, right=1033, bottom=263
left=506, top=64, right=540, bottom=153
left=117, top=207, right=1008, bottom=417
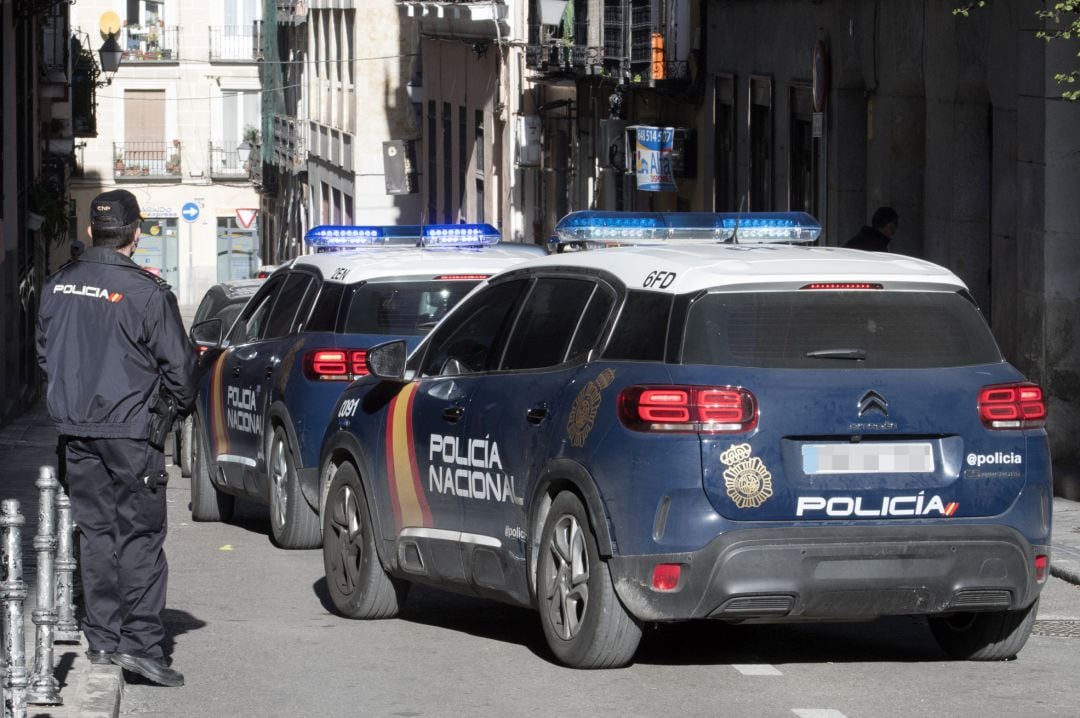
left=73, top=664, right=123, bottom=718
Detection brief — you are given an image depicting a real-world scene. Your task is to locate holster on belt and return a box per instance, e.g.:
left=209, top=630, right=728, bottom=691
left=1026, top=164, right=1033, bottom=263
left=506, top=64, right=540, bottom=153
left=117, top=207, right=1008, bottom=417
left=148, top=391, right=179, bottom=451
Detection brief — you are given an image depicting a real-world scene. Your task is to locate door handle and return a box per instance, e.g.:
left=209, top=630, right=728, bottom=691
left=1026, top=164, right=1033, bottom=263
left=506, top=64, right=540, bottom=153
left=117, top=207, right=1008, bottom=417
left=231, top=366, right=242, bottom=378
left=442, top=406, right=465, bottom=424
left=526, top=405, right=549, bottom=425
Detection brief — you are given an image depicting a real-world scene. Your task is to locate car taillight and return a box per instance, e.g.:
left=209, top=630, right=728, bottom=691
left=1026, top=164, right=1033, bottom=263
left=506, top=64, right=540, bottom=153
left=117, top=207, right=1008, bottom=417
left=618, top=385, right=757, bottom=433
left=801, top=282, right=883, bottom=290
left=978, top=382, right=1046, bottom=429
left=304, top=349, right=369, bottom=381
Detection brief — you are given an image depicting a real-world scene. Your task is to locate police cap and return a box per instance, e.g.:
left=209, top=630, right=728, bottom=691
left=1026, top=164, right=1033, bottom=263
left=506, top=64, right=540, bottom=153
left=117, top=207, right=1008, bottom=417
left=90, top=189, right=143, bottom=230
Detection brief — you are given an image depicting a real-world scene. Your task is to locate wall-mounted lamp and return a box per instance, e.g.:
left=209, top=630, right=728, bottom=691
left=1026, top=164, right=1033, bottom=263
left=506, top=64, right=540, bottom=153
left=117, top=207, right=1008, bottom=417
left=237, top=141, right=252, bottom=165
left=98, top=32, right=123, bottom=86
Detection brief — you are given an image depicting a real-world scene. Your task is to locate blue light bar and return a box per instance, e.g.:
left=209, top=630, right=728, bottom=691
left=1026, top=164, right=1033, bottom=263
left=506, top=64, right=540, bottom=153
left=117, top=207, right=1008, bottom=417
left=420, top=224, right=501, bottom=247
left=553, top=211, right=822, bottom=245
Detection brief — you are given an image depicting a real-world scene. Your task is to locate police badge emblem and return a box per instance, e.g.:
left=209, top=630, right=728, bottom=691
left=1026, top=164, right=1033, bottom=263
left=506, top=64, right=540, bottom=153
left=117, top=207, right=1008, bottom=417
left=567, top=368, right=615, bottom=448
left=720, top=443, right=773, bottom=509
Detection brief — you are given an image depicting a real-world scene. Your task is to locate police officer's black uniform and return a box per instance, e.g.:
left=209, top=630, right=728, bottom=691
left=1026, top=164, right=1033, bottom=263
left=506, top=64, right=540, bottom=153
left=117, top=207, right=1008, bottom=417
left=36, top=190, right=193, bottom=686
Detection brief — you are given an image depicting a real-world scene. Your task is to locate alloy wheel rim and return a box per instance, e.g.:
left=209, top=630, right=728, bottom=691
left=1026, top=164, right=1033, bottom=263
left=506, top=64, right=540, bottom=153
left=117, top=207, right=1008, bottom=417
left=543, top=513, right=590, bottom=640
left=327, top=484, right=363, bottom=595
left=271, top=436, right=288, bottom=530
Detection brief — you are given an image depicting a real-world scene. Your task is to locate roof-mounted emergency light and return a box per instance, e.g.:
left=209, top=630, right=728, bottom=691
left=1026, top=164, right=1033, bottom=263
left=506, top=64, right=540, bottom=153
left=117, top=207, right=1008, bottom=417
left=304, top=223, right=502, bottom=253
left=553, top=211, right=822, bottom=246
left=419, top=224, right=501, bottom=247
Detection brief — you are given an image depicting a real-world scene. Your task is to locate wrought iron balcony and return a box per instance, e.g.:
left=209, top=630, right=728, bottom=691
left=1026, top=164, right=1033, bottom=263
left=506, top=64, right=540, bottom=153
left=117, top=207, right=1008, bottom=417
left=112, top=142, right=182, bottom=180
left=120, top=25, right=179, bottom=63
left=210, top=23, right=263, bottom=62
left=209, top=141, right=251, bottom=180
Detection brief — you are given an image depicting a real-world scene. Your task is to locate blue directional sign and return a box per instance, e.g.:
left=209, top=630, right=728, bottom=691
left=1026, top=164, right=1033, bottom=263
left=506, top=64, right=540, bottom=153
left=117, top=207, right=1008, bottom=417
left=181, top=202, right=200, bottom=223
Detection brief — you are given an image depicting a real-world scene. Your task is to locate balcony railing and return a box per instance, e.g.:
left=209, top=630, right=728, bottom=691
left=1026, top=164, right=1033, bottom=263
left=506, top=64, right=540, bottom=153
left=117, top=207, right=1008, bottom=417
left=210, top=23, right=263, bottom=62
left=209, top=141, right=250, bottom=179
left=120, top=25, right=179, bottom=63
left=272, top=116, right=306, bottom=173
left=112, top=142, right=182, bottom=180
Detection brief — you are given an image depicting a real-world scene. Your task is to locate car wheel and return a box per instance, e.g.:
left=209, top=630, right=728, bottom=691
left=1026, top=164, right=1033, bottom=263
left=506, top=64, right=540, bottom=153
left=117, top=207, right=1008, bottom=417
left=190, top=414, right=235, bottom=522
left=322, top=462, right=407, bottom=618
left=268, top=425, right=321, bottom=549
left=537, top=491, right=642, bottom=668
left=928, top=597, right=1040, bottom=660
left=179, top=415, right=193, bottom=478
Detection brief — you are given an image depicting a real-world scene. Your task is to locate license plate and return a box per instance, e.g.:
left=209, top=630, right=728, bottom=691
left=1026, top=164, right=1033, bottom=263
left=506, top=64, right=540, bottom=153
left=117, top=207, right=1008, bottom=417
left=802, top=442, right=935, bottom=474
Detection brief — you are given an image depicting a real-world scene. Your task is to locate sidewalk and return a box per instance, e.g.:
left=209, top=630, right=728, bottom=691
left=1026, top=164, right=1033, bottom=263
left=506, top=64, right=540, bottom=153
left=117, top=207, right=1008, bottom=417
left=2, top=399, right=1080, bottom=715
left=0, top=400, right=122, bottom=718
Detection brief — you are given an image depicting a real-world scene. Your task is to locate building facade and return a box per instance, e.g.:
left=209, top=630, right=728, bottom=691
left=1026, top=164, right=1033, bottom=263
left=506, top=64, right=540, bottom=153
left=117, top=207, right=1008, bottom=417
left=1, top=0, right=73, bottom=424
left=69, top=0, right=263, bottom=306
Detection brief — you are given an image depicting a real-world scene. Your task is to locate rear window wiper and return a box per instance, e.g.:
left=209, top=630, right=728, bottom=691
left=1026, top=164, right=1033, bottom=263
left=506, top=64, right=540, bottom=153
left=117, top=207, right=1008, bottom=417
left=806, top=348, right=867, bottom=360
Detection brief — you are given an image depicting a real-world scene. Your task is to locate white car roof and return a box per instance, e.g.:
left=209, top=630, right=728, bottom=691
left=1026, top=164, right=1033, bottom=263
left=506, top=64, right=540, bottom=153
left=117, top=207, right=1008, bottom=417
left=291, top=245, right=538, bottom=284
left=513, top=244, right=969, bottom=294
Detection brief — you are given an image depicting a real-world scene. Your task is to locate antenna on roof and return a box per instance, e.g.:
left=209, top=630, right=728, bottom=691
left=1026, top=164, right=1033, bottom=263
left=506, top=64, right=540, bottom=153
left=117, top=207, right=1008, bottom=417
left=730, top=195, right=747, bottom=244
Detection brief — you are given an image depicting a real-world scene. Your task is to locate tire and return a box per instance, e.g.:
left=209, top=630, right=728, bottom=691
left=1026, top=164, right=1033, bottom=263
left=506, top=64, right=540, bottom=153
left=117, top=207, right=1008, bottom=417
left=322, top=463, right=407, bottom=618
left=928, top=597, right=1040, bottom=660
left=268, top=425, right=321, bottom=549
left=537, top=492, right=642, bottom=668
left=179, top=415, right=193, bottom=478
left=190, top=414, right=235, bottom=522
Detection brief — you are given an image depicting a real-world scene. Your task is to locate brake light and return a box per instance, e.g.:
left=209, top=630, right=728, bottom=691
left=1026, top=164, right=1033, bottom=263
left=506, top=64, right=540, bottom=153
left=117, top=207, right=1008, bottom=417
left=434, top=274, right=490, bottom=280
left=304, top=349, right=369, bottom=381
left=801, top=282, right=883, bottom=290
left=1034, top=554, right=1049, bottom=583
left=619, top=385, right=757, bottom=433
left=651, top=564, right=682, bottom=591
left=978, top=382, right=1046, bottom=429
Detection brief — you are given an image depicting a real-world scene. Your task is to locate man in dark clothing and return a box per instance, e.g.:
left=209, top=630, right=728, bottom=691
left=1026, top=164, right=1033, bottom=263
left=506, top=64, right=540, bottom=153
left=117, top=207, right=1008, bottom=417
left=36, top=189, right=194, bottom=687
left=844, top=206, right=899, bottom=252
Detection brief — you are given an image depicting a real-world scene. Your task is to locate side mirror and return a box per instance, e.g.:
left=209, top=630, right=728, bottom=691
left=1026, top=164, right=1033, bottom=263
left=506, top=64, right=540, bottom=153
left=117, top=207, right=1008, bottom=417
left=190, top=318, right=224, bottom=350
left=366, top=340, right=407, bottom=380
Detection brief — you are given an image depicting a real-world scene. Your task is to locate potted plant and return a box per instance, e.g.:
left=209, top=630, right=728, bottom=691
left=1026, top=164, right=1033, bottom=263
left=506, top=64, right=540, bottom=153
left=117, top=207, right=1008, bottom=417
left=166, top=152, right=180, bottom=174
left=243, top=124, right=261, bottom=148
left=114, top=149, right=125, bottom=171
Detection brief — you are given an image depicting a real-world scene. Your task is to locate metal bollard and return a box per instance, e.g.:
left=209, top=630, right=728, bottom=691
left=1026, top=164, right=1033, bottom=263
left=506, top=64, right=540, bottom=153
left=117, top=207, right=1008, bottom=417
left=1, top=499, right=28, bottom=718
left=53, top=492, right=79, bottom=643
left=27, top=467, right=61, bottom=706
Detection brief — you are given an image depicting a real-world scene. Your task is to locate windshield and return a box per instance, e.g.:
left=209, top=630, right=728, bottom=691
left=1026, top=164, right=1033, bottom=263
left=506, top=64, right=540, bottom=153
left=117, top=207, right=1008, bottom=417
left=682, top=290, right=1003, bottom=369
left=343, top=279, right=481, bottom=336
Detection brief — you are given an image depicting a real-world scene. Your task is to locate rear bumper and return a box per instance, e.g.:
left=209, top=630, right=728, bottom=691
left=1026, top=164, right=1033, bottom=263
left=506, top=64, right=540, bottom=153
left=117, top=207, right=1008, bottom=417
left=607, top=524, right=1046, bottom=623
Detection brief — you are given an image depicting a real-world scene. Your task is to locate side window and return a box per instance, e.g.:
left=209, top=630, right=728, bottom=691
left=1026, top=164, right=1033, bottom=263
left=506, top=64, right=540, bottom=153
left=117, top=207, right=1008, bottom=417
left=305, top=283, right=345, bottom=333
left=263, top=273, right=315, bottom=339
left=229, top=277, right=283, bottom=345
left=420, top=279, right=530, bottom=377
left=602, top=290, right=672, bottom=361
left=566, top=284, right=616, bottom=362
left=501, top=278, right=598, bottom=371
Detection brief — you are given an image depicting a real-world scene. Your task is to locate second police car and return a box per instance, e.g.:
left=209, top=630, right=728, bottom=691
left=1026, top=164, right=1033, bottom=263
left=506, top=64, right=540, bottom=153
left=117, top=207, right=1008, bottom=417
left=189, top=224, right=543, bottom=548
left=316, top=211, right=1051, bottom=668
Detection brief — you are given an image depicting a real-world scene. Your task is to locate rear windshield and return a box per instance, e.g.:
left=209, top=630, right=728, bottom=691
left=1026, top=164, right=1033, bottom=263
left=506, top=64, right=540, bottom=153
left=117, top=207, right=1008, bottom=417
left=682, top=290, right=1002, bottom=369
left=343, top=280, right=480, bottom=336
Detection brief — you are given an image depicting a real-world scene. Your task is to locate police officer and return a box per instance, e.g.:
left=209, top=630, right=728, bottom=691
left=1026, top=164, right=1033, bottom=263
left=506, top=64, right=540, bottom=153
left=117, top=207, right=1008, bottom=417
left=36, top=190, right=193, bottom=687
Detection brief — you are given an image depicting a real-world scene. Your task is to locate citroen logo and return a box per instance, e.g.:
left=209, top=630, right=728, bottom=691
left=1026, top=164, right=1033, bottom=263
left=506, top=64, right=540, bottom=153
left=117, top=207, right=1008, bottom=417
left=858, top=390, right=889, bottom=417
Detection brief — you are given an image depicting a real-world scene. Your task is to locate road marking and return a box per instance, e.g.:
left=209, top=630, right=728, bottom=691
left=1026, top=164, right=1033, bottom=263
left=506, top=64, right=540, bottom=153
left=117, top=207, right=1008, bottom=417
left=793, top=710, right=847, bottom=718
left=733, top=664, right=782, bottom=676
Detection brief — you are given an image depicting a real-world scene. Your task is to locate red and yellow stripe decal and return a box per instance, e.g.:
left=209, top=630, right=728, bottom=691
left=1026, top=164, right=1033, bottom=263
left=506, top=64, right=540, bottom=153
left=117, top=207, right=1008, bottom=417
left=384, top=382, right=432, bottom=532
left=208, top=351, right=231, bottom=456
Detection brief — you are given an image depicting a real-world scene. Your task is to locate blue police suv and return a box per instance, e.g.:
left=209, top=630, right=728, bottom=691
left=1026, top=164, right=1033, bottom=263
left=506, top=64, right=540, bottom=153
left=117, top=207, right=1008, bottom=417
left=188, top=224, right=542, bottom=548
left=315, top=211, right=1052, bottom=668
